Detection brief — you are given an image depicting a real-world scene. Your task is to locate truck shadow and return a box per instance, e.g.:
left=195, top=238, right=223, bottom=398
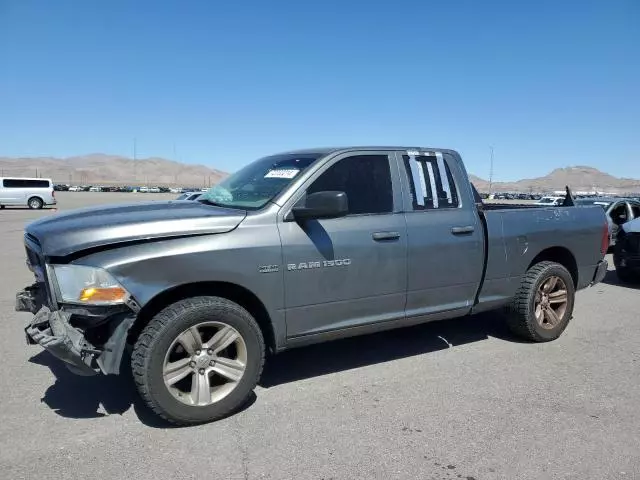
left=29, top=351, right=257, bottom=428
left=30, top=312, right=520, bottom=426
left=259, top=312, right=520, bottom=387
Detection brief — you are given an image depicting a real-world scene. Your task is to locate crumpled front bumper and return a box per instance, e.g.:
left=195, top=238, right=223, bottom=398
left=17, top=283, right=135, bottom=376
left=24, top=306, right=98, bottom=376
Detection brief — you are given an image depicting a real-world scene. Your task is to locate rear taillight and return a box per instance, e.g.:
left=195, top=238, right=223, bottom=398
left=601, top=220, right=610, bottom=255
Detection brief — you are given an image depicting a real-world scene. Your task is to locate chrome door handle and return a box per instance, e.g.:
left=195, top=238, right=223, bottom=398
left=451, top=226, right=475, bottom=235
left=372, top=231, right=400, bottom=241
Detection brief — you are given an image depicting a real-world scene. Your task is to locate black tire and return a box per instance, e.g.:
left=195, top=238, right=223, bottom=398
left=132, top=296, right=265, bottom=425
left=27, top=197, right=44, bottom=209
left=506, top=261, right=575, bottom=342
left=615, top=265, right=639, bottom=284
left=613, top=248, right=640, bottom=284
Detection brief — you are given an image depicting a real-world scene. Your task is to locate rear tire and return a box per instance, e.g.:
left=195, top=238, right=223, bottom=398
left=132, top=296, right=265, bottom=425
left=615, top=265, right=639, bottom=284
left=613, top=248, right=640, bottom=284
left=28, top=197, right=44, bottom=209
left=506, top=261, right=575, bottom=342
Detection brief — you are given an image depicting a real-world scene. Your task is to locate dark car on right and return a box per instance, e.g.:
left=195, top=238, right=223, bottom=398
left=613, top=218, right=640, bottom=283
left=575, top=197, right=640, bottom=247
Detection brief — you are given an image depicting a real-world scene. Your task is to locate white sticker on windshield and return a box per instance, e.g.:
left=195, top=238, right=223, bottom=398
left=264, top=169, right=300, bottom=179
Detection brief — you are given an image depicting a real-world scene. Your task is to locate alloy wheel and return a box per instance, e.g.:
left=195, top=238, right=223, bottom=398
left=534, top=276, right=568, bottom=330
left=162, top=321, right=248, bottom=406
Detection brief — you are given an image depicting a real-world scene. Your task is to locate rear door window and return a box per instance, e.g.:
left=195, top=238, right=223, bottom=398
left=401, top=152, right=459, bottom=210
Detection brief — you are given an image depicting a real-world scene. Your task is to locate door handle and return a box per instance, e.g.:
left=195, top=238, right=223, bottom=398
left=451, top=226, right=475, bottom=235
left=372, top=231, right=400, bottom=241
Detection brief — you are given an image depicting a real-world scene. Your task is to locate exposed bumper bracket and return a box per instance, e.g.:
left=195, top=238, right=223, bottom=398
left=25, top=307, right=99, bottom=376
left=591, top=259, right=608, bottom=285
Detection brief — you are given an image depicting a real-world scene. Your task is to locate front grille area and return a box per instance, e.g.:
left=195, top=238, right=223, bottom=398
left=24, top=235, right=55, bottom=308
left=25, top=245, right=41, bottom=270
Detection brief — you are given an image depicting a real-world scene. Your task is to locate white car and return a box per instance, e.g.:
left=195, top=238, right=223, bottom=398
left=535, top=196, right=564, bottom=207
left=175, top=191, right=203, bottom=201
left=68, top=186, right=82, bottom=192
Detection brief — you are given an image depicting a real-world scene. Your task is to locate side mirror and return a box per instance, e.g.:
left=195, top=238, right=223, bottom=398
left=292, top=191, right=348, bottom=220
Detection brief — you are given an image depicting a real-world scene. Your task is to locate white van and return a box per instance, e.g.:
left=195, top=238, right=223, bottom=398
left=0, top=177, right=56, bottom=209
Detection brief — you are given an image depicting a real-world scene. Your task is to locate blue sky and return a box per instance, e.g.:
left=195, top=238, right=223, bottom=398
left=1, top=0, right=638, bottom=181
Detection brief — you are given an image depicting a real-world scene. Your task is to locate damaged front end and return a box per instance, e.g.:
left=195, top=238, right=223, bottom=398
left=17, top=236, right=139, bottom=376
left=17, top=282, right=136, bottom=376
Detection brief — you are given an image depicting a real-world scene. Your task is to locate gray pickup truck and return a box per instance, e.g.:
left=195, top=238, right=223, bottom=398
left=16, top=147, right=609, bottom=425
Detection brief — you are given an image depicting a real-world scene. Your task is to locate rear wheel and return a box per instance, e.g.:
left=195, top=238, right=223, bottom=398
left=132, top=296, right=265, bottom=425
left=613, top=248, right=640, bottom=284
left=616, top=267, right=639, bottom=283
left=27, top=197, right=43, bottom=209
left=506, top=261, right=575, bottom=342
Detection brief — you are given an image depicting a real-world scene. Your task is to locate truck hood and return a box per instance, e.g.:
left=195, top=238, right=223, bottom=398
left=25, top=201, right=247, bottom=257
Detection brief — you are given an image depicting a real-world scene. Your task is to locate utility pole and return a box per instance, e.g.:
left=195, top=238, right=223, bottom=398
left=489, top=146, right=494, bottom=193
left=133, top=137, right=137, bottom=182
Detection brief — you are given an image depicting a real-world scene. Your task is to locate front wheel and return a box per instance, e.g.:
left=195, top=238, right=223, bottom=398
left=506, top=261, right=575, bottom=342
left=132, top=296, right=265, bottom=425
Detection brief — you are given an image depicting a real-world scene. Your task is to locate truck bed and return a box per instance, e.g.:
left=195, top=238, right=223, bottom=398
left=481, top=203, right=541, bottom=210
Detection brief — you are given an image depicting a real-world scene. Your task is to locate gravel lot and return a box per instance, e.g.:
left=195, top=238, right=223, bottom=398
left=1, top=192, right=639, bottom=480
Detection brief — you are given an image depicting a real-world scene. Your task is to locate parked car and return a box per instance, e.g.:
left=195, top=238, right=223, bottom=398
left=534, top=196, right=564, bottom=207
left=68, top=186, right=81, bottom=192
left=0, top=177, right=56, bottom=209
left=175, top=191, right=203, bottom=201
left=613, top=218, right=640, bottom=283
left=16, top=146, right=608, bottom=425
left=575, top=197, right=640, bottom=247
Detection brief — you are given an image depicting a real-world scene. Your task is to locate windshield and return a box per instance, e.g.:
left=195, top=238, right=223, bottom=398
left=199, top=153, right=325, bottom=210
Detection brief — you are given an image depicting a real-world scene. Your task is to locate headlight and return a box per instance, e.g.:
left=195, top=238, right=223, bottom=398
left=51, top=265, right=129, bottom=305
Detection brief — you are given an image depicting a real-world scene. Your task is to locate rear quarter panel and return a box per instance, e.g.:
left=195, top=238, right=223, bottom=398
left=481, top=205, right=606, bottom=304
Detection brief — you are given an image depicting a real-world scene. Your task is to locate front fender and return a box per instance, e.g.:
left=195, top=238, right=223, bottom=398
left=71, top=224, right=286, bottom=348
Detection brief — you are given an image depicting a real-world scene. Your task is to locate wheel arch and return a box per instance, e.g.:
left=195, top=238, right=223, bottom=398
left=527, top=246, right=578, bottom=288
left=128, top=281, right=277, bottom=354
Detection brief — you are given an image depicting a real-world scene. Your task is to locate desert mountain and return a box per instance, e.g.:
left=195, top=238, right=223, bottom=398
left=0, top=154, right=227, bottom=188
left=470, top=166, right=640, bottom=194
left=0, top=156, right=638, bottom=194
